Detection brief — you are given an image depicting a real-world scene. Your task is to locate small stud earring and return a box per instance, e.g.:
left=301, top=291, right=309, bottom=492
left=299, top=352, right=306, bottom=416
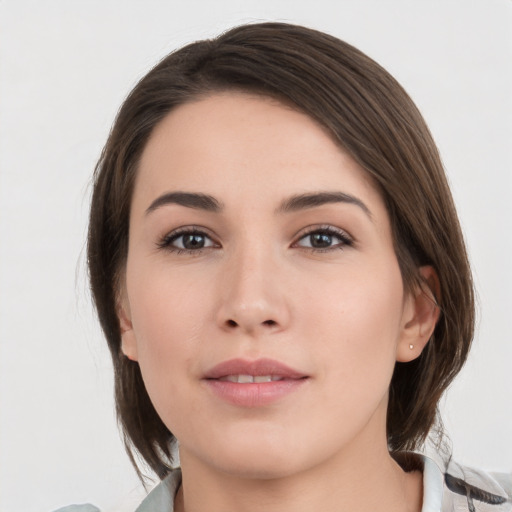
left=409, top=344, right=414, bottom=350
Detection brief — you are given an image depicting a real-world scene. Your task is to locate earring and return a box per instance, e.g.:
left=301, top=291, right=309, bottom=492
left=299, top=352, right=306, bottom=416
left=409, top=344, right=414, bottom=350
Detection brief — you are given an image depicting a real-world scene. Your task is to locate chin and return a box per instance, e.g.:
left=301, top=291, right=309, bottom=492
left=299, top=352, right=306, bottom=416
left=200, top=430, right=319, bottom=480
left=213, top=451, right=302, bottom=480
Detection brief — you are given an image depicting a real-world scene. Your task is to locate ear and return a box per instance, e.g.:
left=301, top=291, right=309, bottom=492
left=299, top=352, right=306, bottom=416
left=396, top=265, right=441, bottom=363
left=117, top=290, right=139, bottom=362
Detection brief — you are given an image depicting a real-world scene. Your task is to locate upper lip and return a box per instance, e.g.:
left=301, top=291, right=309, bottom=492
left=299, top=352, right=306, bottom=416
left=204, top=358, right=307, bottom=380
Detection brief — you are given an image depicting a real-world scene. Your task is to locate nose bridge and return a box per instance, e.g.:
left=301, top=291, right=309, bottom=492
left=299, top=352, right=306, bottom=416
left=216, top=236, right=289, bottom=333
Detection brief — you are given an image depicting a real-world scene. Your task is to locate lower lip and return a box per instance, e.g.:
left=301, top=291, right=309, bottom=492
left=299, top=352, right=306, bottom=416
left=204, top=378, right=308, bottom=407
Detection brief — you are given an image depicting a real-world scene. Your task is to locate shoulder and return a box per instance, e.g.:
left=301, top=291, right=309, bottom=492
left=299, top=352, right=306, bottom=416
left=134, top=468, right=182, bottom=512
left=444, top=460, right=511, bottom=511
left=492, top=473, right=512, bottom=500
left=423, top=455, right=512, bottom=512
left=51, top=469, right=181, bottom=512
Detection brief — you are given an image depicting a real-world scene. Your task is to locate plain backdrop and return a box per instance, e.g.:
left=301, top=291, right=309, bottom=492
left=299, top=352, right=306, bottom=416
left=1, top=1, right=511, bottom=511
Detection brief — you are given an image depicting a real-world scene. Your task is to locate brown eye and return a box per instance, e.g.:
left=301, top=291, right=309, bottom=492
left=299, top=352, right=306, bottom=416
left=309, top=233, right=333, bottom=248
left=181, top=233, right=207, bottom=250
left=158, top=229, right=217, bottom=252
left=296, top=227, right=353, bottom=251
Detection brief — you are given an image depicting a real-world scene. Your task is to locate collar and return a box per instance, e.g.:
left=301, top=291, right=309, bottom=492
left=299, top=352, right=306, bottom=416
left=135, top=457, right=511, bottom=512
left=421, top=455, right=511, bottom=512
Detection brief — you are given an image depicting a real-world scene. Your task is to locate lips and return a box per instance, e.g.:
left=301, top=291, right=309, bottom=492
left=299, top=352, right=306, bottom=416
left=204, top=358, right=306, bottom=380
left=203, top=358, right=309, bottom=407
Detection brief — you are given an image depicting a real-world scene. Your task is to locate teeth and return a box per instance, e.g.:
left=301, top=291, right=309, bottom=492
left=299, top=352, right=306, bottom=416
left=219, top=375, right=283, bottom=383
left=253, top=375, right=272, bottom=383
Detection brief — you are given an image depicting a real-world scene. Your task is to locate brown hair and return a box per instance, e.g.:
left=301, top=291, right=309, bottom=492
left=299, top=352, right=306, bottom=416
left=87, top=22, right=474, bottom=479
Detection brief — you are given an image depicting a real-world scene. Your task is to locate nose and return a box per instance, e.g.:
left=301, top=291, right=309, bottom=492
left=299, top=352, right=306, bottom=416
left=215, top=244, right=291, bottom=336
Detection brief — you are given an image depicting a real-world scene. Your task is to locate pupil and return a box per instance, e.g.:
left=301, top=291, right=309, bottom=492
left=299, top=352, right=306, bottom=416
left=311, top=233, right=332, bottom=248
left=183, top=234, right=205, bottom=249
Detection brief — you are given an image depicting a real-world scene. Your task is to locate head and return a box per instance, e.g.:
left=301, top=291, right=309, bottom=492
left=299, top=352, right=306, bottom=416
left=87, top=22, right=474, bottom=479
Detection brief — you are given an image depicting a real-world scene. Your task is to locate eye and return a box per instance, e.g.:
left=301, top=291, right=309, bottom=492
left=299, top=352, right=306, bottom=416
left=294, top=226, right=353, bottom=252
left=157, top=228, right=218, bottom=253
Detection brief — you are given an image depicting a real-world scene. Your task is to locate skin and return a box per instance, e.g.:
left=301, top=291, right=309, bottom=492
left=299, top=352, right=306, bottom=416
left=119, top=92, right=439, bottom=512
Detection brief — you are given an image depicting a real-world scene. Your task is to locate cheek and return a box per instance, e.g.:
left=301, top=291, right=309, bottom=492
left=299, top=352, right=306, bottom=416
left=304, top=260, right=404, bottom=385
left=126, top=264, right=209, bottom=384
left=126, top=272, right=212, bottom=432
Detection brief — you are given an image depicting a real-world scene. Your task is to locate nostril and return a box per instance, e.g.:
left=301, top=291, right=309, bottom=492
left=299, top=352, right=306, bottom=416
left=225, top=319, right=277, bottom=328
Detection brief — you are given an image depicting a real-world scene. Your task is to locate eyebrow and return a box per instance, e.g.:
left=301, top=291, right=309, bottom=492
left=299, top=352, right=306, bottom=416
left=276, top=191, right=372, bottom=219
left=146, top=192, right=223, bottom=215
left=145, top=190, right=372, bottom=219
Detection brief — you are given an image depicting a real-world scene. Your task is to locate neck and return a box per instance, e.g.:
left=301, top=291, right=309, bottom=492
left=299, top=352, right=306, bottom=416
left=175, top=432, right=423, bottom=512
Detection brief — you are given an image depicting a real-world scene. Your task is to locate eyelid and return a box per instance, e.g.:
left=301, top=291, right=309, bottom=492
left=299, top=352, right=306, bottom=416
left=157, top=225, right=220, bottom=252
left=156, top=224, right=353, bottom=254
left=291, top=224, right=354, bottom=250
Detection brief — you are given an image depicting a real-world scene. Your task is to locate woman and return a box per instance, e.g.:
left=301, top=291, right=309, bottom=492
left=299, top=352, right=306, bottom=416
left=59, top=22, right=511, bottom=512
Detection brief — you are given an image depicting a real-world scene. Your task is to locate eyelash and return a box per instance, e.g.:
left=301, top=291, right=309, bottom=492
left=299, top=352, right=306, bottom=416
left=156, top=226, right=218, bottom=256
left=156, top=225, right=353, bottom=255
left=293, top=225, right=353, bottom=253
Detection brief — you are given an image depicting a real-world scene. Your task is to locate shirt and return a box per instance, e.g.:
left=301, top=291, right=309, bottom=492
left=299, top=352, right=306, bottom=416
left=54, top=456, right=512, bottom=512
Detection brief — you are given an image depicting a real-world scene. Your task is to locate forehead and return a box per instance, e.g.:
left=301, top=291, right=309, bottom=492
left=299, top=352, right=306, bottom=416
left=134, top=91, right=382, bottom=213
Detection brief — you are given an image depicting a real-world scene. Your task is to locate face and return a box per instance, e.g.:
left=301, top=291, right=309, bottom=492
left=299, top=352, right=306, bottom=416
left=119, top=92, right=431, bottom=479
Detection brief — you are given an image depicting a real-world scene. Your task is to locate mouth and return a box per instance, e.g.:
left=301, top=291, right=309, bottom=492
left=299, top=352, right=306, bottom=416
left=203, top=358, right=309, bottom=407
left=217, top=374, right=289, bottom=383
left=204, top=357, right=307, bottom=381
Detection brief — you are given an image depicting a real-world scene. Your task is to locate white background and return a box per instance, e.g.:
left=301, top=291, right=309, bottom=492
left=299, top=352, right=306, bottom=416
left=1, top=1, right=511, bottom=511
